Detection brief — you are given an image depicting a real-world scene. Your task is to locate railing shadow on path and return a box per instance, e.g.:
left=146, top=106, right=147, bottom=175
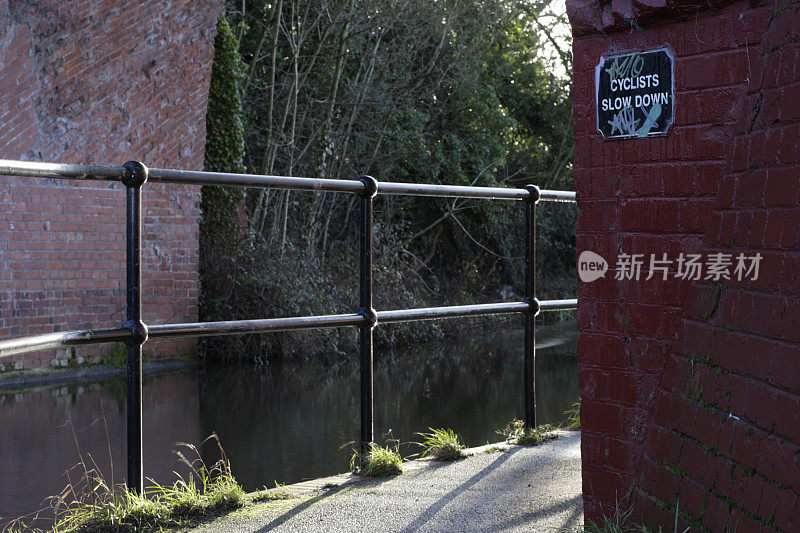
left=253, top=483, right=357, bottom=532
left=479, top=495, right=584, bottom=533
left=397, top=448, right=521, bottom=533
left=250, top=450, right=520, bottom=533
left=397, top=443, right=583, bottom=533
left=250, top=445, right=583, bottom=533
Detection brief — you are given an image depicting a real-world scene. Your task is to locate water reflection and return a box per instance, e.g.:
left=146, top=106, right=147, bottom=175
left=200, top=321, right=578, bottom=491
left=0, top=321, right=577, bottom=524
left=0, top=372, right=200, bottom=526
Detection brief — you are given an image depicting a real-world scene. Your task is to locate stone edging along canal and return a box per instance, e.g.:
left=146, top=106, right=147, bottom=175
left=0, top=358, right=200, bottom=392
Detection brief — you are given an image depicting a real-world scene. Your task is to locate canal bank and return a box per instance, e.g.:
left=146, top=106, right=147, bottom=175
left=191, top=431, right=583, bottom=533
left=0, top=322, right=578, bottom=525
left=0, top=358, right=199, bottom=392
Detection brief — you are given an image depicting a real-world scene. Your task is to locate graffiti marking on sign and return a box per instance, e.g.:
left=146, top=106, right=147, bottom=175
left=596, top=49, right=674, bottom=139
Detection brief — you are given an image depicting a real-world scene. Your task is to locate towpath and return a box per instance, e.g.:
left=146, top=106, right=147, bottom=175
left=191, top=430, right=583, bottom=532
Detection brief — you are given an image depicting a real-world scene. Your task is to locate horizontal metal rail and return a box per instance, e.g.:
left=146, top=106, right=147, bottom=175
left=148, top=313, right=366, bottom=339
left=0, top=328, right=132, bottom=358
left=0, top=156, right=578, bottom=492
left=376, top=181, right=527, bottom=200
left=377, top=301, right=530, bottom=323
left=538, top=298, right=579, bottom=312
left=539, top=189, right=577, bottom=202
left=0, top=298, right=578, bottom=358
left=150, top=168, right=364, bottom=193
left=0, top=160, right=126, bottom=181
left=0, top=159, right=575, bottom=202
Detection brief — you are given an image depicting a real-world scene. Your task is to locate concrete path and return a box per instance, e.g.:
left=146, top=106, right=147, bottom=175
left=192, top=431, right=583, bottom=533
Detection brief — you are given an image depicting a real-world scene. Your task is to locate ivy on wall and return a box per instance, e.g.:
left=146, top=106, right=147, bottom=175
left=200, top=13, right=247, bottom=325
left=201, top=13, right=246, bottom=238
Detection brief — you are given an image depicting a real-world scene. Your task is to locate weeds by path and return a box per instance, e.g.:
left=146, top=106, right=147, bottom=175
left=417, top=428, right=467, bottom=461
left=3, top=434, right=249, bottom=533
left=499, top=419, right=559, bottom=446
left=350, top=443, right=403, bottom=477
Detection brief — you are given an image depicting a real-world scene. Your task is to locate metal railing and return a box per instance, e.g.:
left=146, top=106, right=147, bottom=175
left=0, top=158, right=577, bottom=493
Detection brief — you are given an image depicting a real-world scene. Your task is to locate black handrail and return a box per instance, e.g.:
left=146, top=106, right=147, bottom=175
left=0, top=158, right=577, bottom=493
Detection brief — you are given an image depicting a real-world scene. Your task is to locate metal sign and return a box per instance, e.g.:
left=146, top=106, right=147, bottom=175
left=596, top=48, right=674, bottom=139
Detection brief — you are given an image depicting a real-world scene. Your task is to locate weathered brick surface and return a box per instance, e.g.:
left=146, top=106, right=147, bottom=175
left=0, top=0, right=221, bottom=369
left=568, top=0, right=800, bottom=529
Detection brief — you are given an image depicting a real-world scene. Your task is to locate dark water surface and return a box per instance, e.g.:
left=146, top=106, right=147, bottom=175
left=0, top=321, right=577, bottom=525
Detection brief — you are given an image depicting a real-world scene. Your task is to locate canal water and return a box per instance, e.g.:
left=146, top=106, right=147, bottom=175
left=0, top=321, right=577, bottom=525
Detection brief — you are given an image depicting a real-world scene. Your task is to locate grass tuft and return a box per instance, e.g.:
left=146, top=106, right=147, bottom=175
left=483, top=446, right=506, bottom=454
left=582, top=502, right=634, bottom=533
left=562, top=399, right=581, bottom=430
left=5, top=433, right=246, bottom=532
left=252, top=483, right=293, bottom=503
left=100, top=342, right=128, bottom=368
left=100, top=342, right=150, bottom=369
left=417, top=428, right=466, bottom=461
left=499, top=419, right=558, bottom=446
left=351, top=443, right=403, bottom=477
left=580, top=499, right=691, bottom=533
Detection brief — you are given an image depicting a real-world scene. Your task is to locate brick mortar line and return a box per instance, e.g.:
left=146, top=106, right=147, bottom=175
left=666, top=351, right=800, bottom=423
left=681, top=316, right=800, bottom=349
left=641, top=436, right=792, bottom=531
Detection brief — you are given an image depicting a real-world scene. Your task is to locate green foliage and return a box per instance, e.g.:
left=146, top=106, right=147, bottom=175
left=490, top=11, right=573, bottom=191
left=252, top=483, right=293, bottom=502
left=199, top=230, right=457, bottom=358
left=204, top=14, right=246, bottom=175
left=52, top=489, right=171, bottom=532
left=581, top=499, right=691, bottom=533
left=773, top=4, right=791, bottom=17
left=537, top=202, right=578, bottom=300
left=499, top=419, right=558, bottom=446
left=583, top=503, right=635, bottom=533
left=201, top=0, right=576, bottom=360
left=9, top=435, right=245, bottom=532
left=200, top=12, right=249, bottom=332
left=100, top=343, right=150, bottom=370
left=351, top=443, right=403, bottom=477
left=563, top=399, right=581, bottom=430
left=417, top=428, right=467, bottom=461
left=101, top=342, right=127, bottom=368
left=201, top=13, right=246, bottom=239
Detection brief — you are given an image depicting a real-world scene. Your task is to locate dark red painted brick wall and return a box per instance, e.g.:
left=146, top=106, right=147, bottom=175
left=0, top=0, right=221, bottom=369
left=567, top=0, right=800, bottom=529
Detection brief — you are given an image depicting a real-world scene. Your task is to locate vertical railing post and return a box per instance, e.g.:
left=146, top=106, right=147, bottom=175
left=122, top=161, right=149, bottom=494
left=358, top=175, right=378, bottom=454
left=523, top=185, right=540, bottom=429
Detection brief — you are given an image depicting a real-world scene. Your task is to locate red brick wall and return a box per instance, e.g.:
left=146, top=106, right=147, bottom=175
left=568, top=0, right=800, bottom=529
left=0, top=0, right=222, bottom=368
